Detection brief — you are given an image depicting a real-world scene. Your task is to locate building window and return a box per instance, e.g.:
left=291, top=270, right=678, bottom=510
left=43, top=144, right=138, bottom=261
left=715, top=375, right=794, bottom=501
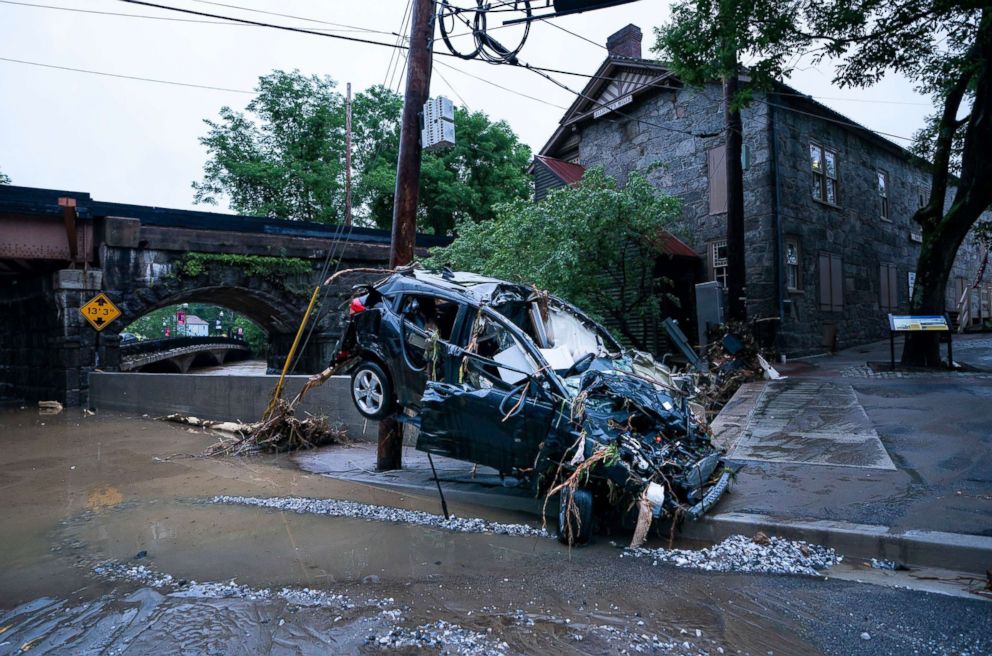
left=710, top=240, right=728, bottom=289
left=818, top=253, right=844, bottom=311
left=880, top=263, right=898, bottom=311
left=785, top=238, right=801, bottom=290
left=810, top=143, right=839, bottom=205
left=707, top=145, right=728, bottom=214
left=878, top=171, right=889, bottom=221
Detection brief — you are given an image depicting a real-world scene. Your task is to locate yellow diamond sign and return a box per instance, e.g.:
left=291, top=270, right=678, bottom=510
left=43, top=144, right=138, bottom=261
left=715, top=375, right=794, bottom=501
left=80, top=292, right=121, bottom=331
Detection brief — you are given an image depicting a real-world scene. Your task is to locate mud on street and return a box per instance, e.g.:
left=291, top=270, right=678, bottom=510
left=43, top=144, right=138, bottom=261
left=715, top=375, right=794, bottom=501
left=0, top=408, right=989, bottom=655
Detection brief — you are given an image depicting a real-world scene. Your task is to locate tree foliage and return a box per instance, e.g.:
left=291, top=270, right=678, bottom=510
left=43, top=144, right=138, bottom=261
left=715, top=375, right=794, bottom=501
left=0, top=169, right=10, bottom=185
left=425, top=170, right=682, bottom=348
left=654, top=0, right=798, bottom=103
left=194, top=70, right=532, bottom=233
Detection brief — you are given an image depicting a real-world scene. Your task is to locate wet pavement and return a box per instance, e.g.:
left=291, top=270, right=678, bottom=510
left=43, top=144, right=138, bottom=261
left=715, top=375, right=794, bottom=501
left=0, top=406, right=990, bottom=655
left=715, top=335, right=992, bottom=536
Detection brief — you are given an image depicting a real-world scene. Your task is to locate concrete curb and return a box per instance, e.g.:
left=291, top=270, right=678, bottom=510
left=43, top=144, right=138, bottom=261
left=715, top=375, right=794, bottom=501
left=680, top=511, right=992, bottom=576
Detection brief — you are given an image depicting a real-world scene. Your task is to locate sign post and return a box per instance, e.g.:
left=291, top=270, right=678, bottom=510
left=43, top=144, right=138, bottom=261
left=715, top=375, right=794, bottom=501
left=887, top=314, right=952, bottom=370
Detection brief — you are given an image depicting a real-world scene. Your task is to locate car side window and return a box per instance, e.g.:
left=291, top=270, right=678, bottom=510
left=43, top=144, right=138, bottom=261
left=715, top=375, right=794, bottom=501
left=399, top=294, right=460, bottom=372
left=462, top=315, right=538, bottom=391
left=399, top=294, right=459, bottom=341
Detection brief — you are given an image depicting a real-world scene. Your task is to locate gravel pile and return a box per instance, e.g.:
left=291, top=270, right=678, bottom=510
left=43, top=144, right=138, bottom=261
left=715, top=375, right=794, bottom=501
left=92, top=560, right=392, bottom=609
left=366, top=619, right=509, bottom=655
left=624, top=534, right=840, bottom=576
left=211, top=495, right=548, bottom=538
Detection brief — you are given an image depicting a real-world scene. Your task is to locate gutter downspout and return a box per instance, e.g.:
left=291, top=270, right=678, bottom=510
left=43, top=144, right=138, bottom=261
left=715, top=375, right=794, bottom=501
left=768, top=93, right=785, bottom=324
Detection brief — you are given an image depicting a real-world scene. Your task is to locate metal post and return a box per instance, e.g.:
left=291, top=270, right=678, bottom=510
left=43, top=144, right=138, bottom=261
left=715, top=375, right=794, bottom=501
left=378, top=0, right=434, bottom=472
left=890, top=330, right=896, bottom=371
left=345, top=82, right=353, bottom=228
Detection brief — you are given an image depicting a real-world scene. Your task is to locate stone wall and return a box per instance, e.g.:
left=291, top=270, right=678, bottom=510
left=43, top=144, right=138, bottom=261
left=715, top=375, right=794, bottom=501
left=557, top=82, right=989, bottom=355
left=770, top=92, right=989, bottom=353
left=574, top=82, right=778, bottom=323
left=0, top=269, right=108, bottom=405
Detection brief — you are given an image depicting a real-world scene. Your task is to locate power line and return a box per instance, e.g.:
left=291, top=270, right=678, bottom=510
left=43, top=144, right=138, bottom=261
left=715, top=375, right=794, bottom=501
left=433, top=63, right=470, bottom=109
left=15, top=1, right=924, bottom=142
left=0, top=55, right=254, bottom=93
left=189, top=0, right=398, bottom=35
left=434, top=58, right=566, bottom=110
left=0, top=0, right=387, bottom=34
left=384, top=0, right=412, bottom=87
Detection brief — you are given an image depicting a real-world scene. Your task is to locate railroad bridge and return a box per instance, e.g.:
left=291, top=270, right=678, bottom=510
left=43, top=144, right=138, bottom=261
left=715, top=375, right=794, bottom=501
left=0, top=185, right=446, bottom=405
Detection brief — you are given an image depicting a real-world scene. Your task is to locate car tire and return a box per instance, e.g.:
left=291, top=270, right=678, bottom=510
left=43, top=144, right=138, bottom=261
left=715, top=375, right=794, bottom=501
left=557, top=487, right=593, bottom=546
left=351, top=361, right=395, bottom=420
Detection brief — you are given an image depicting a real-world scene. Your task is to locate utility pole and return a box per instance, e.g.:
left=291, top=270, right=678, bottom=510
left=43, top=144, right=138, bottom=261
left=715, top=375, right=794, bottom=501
left=345, top=82, right=353, bottom=227
left=721, top=0, right=747, bottom=322
left=378, top=0, right=435, bottom=471
left=724, top=70, right=746, bottom=321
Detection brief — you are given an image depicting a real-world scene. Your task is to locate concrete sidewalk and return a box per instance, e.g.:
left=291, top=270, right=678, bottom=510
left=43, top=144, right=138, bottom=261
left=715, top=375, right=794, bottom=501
left=702, top=333, right=992, bottom=573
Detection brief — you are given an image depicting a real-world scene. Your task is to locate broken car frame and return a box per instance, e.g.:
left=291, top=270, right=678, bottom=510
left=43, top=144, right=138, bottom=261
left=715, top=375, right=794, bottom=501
left=338, top=268, right=733, bottom=546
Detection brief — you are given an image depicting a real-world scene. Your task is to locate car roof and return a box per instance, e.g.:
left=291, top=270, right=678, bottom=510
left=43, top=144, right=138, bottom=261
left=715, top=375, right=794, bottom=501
left=379, top=269, right=527, bottom=304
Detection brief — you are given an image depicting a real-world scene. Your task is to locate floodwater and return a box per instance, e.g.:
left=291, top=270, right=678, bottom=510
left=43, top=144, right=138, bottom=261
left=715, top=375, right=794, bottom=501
left=0, top=407, right=987, bottom=655
left=190, top=358, right=267, bottom=375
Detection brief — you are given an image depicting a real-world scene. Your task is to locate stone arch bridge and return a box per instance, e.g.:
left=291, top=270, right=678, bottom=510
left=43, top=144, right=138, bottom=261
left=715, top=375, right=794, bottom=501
left=0, top=185, right=446, bottom=405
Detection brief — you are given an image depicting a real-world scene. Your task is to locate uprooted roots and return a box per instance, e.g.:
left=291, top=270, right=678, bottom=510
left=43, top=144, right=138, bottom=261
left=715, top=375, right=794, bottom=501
left=209, top=400, right=347, bottom=456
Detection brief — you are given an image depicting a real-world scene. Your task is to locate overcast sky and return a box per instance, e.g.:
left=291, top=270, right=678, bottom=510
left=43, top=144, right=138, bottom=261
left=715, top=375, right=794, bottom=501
left=0, top=0, right=935, bottom=213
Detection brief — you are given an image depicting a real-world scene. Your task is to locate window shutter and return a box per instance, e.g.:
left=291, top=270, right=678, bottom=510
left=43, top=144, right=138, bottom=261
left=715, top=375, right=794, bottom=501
left=879, top=264, right=890, bottom=310
left=830, top=255, right=844, bottom=311
left=819, top=254, right=832, bottom=311
left=707, top=145, right=728, bottom=215
left=888, top=265, right=899, bottom=309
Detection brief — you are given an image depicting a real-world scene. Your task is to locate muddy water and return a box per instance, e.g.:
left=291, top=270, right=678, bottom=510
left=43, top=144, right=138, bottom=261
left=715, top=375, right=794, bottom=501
left=0, top=407, right=911, bottom=655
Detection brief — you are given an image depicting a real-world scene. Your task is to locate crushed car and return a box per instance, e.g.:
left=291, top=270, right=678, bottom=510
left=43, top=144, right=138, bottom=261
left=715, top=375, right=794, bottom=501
left=338, top=268, right=733, bottom=546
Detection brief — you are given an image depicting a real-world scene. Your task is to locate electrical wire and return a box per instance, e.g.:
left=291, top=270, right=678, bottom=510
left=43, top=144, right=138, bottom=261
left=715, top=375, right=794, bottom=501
left=0, top=0, right=389, bottom=33
left=434, top=58, right=566, bottom=109
left=0, top=55, right=254, bottom=93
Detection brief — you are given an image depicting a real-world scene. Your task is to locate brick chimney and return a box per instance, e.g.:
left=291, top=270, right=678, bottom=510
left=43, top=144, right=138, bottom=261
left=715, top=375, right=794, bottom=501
left=606, top=24, right=642, bottom=59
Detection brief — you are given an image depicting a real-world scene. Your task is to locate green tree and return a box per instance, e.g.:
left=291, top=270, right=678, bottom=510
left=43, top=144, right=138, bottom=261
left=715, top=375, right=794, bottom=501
left=0, top=169, right=10, bottom=184
left=194, top=71, right=532, bottom=234
left=193, top=70, right=345, bottom=223
left=425, top=169, right=682, bottom=349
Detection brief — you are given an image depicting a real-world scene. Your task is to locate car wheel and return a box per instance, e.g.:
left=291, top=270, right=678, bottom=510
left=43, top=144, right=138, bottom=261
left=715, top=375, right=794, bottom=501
left=557, top=487, right=593, bottom=546
left=351, top=361, right=395, bottom=420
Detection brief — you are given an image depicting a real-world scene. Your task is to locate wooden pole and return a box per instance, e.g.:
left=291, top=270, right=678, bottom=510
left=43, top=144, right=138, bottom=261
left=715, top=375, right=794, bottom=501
left=345, top=82, right=353, bottom=227
left=388, top=0, right=434, bottom=269
left=378, top=0, right=434, bottom=471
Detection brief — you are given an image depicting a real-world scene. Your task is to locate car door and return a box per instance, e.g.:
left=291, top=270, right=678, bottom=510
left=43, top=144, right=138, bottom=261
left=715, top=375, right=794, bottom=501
left=417, top=313, right=544, bottom=475
left=395, top=293, right=465, bottom=408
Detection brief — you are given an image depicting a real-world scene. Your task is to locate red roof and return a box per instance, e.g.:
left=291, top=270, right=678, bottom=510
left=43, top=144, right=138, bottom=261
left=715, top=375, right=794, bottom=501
left=651, top=229, right=700, bottom=259
left=534, top=155, right=585, bottom=186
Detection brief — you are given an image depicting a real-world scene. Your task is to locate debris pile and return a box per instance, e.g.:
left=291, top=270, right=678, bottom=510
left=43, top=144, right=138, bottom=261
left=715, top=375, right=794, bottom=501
left=696, top=321, right=779, bottom=412
left=210, top=495, right=548, bottom=538
left=163, top=410, right=347, bottom=456
left=623, top=534, right=840, bottom=576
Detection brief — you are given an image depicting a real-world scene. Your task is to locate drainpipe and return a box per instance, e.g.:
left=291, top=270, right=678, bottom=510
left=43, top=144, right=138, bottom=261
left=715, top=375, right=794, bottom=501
left=768, top=93, right=785, bottom=323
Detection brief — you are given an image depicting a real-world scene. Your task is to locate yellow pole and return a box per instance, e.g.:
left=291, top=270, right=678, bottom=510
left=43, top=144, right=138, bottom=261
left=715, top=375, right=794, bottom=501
left=264, top=284, right=320, bottom=419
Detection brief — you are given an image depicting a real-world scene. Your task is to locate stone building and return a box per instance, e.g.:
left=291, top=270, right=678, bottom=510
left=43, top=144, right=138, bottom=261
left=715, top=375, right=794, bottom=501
left=532, top=24, right=991, bottom=355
